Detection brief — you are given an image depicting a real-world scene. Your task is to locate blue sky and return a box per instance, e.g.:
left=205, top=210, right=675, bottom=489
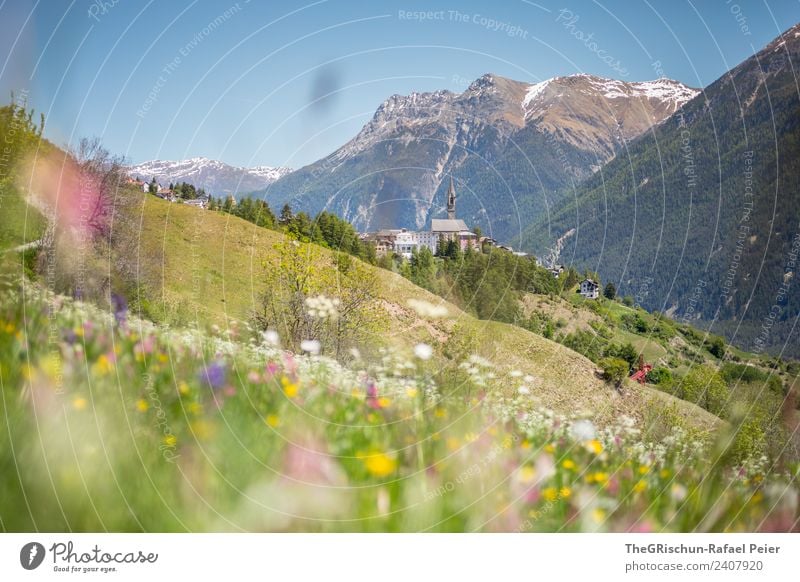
left=1, top=0, right=798, bottom=169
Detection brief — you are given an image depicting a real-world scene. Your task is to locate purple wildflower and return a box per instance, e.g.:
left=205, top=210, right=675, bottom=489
left=366, top=381, right=380, bottom=409
left=199, top=361, right=226, bottom=390
left=111, top=293, right=127, bottom=327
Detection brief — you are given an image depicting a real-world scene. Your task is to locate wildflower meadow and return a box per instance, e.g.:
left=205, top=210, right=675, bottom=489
left=1, top=280, right=797, bottom=532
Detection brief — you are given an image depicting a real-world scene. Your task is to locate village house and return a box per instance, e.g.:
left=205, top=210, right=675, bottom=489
left=579, top=278, right=600, bottom=299
left=550, top=264, right=565, bottom=278
left=183, top=198, right=207, bottom=209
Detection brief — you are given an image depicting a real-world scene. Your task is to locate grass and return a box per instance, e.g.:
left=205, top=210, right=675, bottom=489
left=1, top=283, right=796, bottom=532
left=0, top=184, right=45, bottom=273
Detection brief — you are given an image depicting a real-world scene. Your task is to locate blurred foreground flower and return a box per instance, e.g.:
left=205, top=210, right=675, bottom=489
left=414, top=343, right=433, bottom=360
left=199, top=361, right=226, bottom=390
left=300, top=339, right=321, bottom=355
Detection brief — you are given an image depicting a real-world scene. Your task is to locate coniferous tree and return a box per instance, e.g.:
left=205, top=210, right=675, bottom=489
left=279, top=203, right=294, bottom=226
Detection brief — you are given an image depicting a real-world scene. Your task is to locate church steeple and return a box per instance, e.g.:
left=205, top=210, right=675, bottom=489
left=447, top=176, right=456, bottom=220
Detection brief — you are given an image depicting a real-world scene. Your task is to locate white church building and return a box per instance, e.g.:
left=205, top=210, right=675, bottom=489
left=364, top=177, right=478, bottom=259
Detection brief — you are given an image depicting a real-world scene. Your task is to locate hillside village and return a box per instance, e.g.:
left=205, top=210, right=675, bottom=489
left=132, top=168, right=642, bottom=314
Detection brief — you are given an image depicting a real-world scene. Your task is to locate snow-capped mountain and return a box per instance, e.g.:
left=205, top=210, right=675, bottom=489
left=523, top=22, right=800, bottom=357
left=261, top=72, right=698, bottom=238
left=521, top=74, right=699, bottom=159
left=129, top=157, right=292, bottom=196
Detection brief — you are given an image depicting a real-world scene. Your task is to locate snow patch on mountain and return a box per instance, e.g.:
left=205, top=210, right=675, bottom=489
left=521, top=74, right=699, bottom=117
left=128, top=157, right=292, bottom=195
left=522, top=79, right=552, bottom=109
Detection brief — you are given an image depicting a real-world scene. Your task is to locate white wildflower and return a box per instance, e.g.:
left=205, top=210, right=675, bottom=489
left=414, top=343, right=433, bottom=360
left=261, top=329, right=280, bottom=347
left=570, top=419, right=597, bottom=442
left=305, top=295, right=340, bottom=320
left=300, top=339, right=321, bottom=355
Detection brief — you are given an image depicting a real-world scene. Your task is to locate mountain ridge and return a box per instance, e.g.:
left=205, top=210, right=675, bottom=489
left=259, top=72, right=698, bottom=239
left=128, top=156, right=292, bottom=195
left=522, top=22, right=800, bottom=357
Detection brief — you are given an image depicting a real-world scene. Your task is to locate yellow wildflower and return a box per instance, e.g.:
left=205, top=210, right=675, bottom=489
left=588, top=471, right=608, bottom=485
left=157, top=352, right=169, bottom=363
left=542, top=487, right=559, bottom=502
left=178, top=381, right=190, bottom=395
left=187, top=401, right=203, bottom=416
left=562, top=459, right=576, bottom=470
left=191, top=420, right=215, bottom=440
left=265, top=414, right=280, bottom=428
left=501, top=435, right=513, bottom=449
left=638, top=465, right=651, bottom=475
left=377, top=397, right=392, bottom=408
left=446, top=437, right=461, bottom=451
left=544, top=443, right=555, bottom=454
left=633, top=480, right=647, bottom=493
left=405, top=387, right=418, bottom=399
left=434, top=407, right=447, bottom=419
left=559, top=486, right=572, bottom=499
left=41, top=355, right=61, bottom=380
left=283, top=382, right=299, bottom=398
left=659, top=468, right=670, bottom=479
left=4, top=322, right=15, bottom=334
left=361, top=451, right=397, bottom=477
left=135, top=399, right=149, bottom=413
left=162, top=434, right=177, bottom=447
left=72, top=396, right=88, bottom=411
left=591, top=508, right=606, bottom=523
left=518, top=465, right=536, bottom=484
left=586, top=439, right=603, bottom=454
left=520, top=439, right=531, bottom=450
left=92, top=354, right=113, bottom=376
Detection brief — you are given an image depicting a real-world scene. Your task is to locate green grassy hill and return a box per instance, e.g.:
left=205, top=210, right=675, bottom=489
left=126, top=196, right=722, bottom=432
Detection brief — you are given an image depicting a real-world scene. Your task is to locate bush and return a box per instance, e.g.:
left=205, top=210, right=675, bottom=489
left=621, top=313, right=650, bottom=333
left=720, top=362, right=769, bottom=384
left=605, top=342, right=638, bottom=371
left=646, top=367, right=672, bottom=385
left=599, top=357, right=629, bottom=386
left=679, top=366, right=729, bottom=416
left=706, top=336, right=726, bottom=359
left=603, top=282, right=617, bottom=300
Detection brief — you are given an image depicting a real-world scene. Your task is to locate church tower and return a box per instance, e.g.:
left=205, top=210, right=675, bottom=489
left=446, top=176, right=456, bottom=220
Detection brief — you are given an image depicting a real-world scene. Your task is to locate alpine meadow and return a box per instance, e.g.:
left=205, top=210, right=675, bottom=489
left=1, top=0, right=799, bottom=559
